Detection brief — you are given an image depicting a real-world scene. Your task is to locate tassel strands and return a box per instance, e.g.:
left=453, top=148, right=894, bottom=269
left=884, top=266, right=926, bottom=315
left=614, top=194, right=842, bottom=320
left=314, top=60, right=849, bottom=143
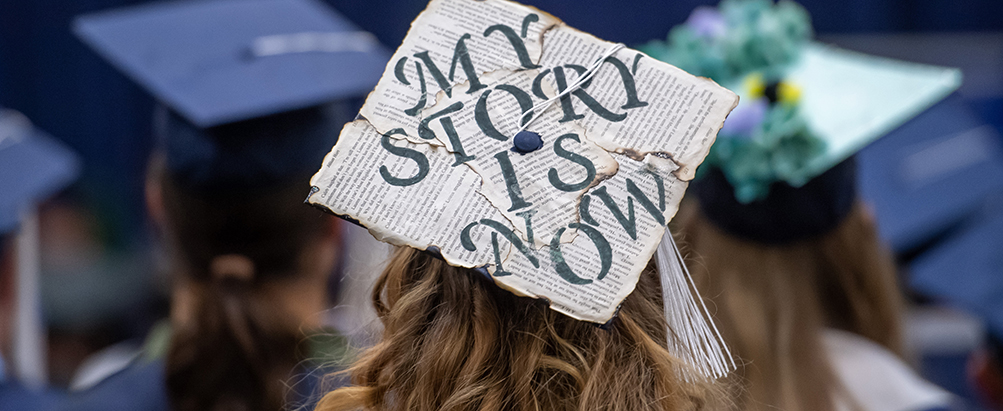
left=655, top=230, right=735, bottom=380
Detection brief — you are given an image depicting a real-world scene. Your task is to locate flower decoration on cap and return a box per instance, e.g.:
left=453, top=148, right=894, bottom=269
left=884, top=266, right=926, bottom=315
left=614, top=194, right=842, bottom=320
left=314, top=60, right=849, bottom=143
left=641, top=0, right=824, bottom=203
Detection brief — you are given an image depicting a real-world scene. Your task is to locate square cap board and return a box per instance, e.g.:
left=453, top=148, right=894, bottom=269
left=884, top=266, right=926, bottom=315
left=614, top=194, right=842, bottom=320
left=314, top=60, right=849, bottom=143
left=306, top=0, right=738, bottom=323
left=73, top=0, right=391, bottom=127
left=0, top=109, right=80, bottom=234
left=770, top=43, right=961, bottom=182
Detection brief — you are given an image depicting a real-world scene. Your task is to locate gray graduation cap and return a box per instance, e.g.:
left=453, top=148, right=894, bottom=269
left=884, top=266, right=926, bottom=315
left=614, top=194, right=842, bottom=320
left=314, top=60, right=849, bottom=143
left=73, top=0, right=391, bottom=191
left=0, top=109, right=81, bottom=234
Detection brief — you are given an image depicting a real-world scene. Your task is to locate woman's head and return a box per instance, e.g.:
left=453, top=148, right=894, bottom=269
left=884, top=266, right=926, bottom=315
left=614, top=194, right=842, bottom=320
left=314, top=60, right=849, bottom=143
left=316, top=247, right=724, bottom=411
left=150, top=159, right=341, bottom=411
left=676, top=199, right=904, bottom=411
left=145, top=102, right=346, bottom=411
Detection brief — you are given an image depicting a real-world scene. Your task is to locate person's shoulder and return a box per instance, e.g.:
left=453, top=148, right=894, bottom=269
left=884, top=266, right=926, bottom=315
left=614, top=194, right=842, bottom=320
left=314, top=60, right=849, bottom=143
left=823, top=329, right=955, bottom=411
left=288, top=331, right=353, bottom=411
left=53, top=359, right=169, bottom=411
left=0, top=382, right=64, bottom=411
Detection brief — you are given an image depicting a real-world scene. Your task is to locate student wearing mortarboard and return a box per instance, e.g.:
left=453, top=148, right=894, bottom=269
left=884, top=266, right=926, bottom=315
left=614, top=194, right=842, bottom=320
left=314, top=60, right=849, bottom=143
left=911, top=208, right=1003, bottom=410
left=63, top=1, right=390, bottom=410
left=643, top=1, right=963, bottom=411
left=0, top=108, right=81, bottom=410
left=300, top=0, right=750, bottom=408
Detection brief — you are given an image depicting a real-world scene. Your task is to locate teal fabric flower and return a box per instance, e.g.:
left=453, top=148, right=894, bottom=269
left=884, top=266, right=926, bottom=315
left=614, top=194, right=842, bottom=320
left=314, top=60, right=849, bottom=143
left=704, top=102, right=826, bottom=203
left=640, top=0, right=812, bottom=86
left=641, top=0, right=825, bottom=203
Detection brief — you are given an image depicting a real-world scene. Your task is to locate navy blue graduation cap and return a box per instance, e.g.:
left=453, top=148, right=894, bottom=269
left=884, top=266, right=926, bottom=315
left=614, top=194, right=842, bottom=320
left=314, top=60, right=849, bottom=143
left=857, top=95, right=1003, bottom=254
left=910, top=208, right=1003, bottom=337
left=0, top=109, right=81, bottom=234
left=74, top=0, right=390, bottom=191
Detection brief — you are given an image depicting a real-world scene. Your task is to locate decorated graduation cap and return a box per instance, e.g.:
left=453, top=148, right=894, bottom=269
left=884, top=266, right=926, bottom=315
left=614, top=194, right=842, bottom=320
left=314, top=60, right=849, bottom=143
left=641, top=0, right=961, bottom=244
left=74, top=0, right=390, bottom=191
left=910, top=210, right=1003, bottom=339
left=0, top=109, right=81, bottom=234
left=307, top=0, right=737, bottom=378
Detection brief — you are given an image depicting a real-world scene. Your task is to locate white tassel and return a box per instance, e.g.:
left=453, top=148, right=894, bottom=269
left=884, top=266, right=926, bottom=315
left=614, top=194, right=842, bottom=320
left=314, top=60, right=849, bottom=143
left=655, top=229, right=735, bottom=380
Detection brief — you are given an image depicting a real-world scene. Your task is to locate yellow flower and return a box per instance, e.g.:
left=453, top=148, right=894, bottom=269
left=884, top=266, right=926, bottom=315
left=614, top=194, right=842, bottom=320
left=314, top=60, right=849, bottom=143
left=777, top=82, right=802, bottom=104
left=744, top=73, right=766, bottom=98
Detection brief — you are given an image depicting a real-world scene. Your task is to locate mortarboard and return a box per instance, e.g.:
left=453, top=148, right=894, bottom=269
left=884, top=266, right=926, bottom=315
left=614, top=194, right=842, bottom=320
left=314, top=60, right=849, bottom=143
left=0, top=109, right=81, bottom=234
left=306, top=0, right=738, bottom=379
left=858, top=95, right=1003, bottom=254
left=73, top=0, right=391, bottom=191
left=910, top=209, right=1003, bottom=337
left=642, top=0, right=960, bottom=244
left=73, top=0, right=390, bottom=128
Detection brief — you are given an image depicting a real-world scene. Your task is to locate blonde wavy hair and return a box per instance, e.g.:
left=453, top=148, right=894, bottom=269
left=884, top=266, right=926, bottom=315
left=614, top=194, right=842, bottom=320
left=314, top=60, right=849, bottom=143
left=676, top=200, right=906, bottom=411
left=316, top=246, right=727, bottom=411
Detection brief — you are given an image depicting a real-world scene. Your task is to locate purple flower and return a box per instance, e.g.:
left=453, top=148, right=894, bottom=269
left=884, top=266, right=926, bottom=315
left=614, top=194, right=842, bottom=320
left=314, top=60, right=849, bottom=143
left=687, top=7, right=727, bottom=39
left=721, top=98, right=767, bottom=138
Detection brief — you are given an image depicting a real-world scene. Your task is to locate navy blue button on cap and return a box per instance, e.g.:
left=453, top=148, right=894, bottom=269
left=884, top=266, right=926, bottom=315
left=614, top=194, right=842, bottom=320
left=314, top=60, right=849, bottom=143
left=513, top=131, right=543, bottom=154
left=0, top=110, right=81, bottom=234
left=910, top=209, right=1003, bottom=337
left=857, top=94, right=1003, bottom=254
left=73, top=0, right=391, bottom=128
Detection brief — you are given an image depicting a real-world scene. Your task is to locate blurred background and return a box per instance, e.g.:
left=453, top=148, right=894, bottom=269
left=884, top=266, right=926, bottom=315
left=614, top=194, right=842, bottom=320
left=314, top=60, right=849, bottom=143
left=0, top=0, right=1001, bottom=406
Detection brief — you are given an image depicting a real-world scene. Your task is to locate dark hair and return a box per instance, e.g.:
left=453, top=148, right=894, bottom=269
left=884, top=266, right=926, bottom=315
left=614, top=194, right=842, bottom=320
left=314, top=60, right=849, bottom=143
left=159, top=168, right=330, bottom=411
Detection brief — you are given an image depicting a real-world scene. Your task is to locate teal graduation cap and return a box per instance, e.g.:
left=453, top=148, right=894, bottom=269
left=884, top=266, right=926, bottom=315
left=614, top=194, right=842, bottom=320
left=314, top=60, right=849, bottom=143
left=642, top=0, right=961, bottom=204
left=73, top=0, right=391, bottom=128
left=642, top=0, right=961, bottom=244
left=0, top=109, right=81, bottom=234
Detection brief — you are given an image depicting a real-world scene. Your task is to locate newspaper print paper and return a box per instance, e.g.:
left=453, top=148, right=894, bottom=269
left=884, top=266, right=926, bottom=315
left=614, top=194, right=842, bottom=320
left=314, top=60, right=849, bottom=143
left=308, top=0, right=737, bottom=323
